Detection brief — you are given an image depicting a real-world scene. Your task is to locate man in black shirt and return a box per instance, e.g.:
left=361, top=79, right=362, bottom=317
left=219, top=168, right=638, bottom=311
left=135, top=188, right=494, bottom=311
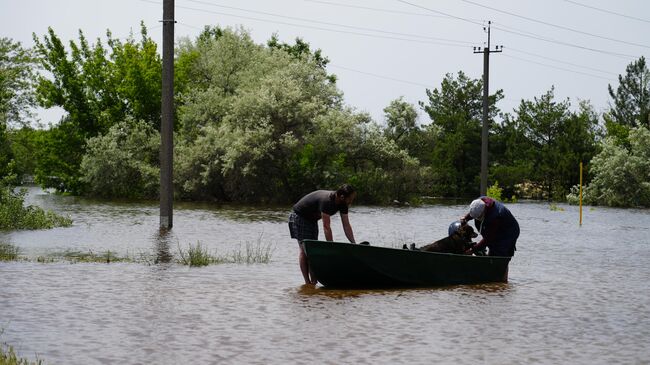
left=289, top=184, right=357, bottom=285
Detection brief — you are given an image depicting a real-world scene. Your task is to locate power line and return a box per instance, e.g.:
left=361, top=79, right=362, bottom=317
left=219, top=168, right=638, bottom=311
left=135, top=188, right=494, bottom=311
left=502, top=53, right=616, bottom=81
left=460, top=0, right=650, bottom=49
left=138, top=0, right=471, bottom=48
left=185, top=0, right=474, bottom=45
left=563, top=0, right=650, bottom=24
left=491, top=24, right=638, bottom=59
left=396, top=0, right=484, bottom=27
left=397, top=0, right=638, bottom=59
left=507, top=47, right=617, bottom=76
left=329, top=64, right=433, bottom=88
left=141, top=0, right=622, bottom=85
left=304, top=0, right=483, bottom=21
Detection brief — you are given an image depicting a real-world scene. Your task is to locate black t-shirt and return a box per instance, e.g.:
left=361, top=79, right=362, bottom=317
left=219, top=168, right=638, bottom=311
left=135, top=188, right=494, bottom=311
left=292, top=190, right=349, bottom=221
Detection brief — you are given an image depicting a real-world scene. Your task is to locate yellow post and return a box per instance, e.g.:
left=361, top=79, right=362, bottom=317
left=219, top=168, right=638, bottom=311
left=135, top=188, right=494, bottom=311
left=579, top=162, right=583, bottom=226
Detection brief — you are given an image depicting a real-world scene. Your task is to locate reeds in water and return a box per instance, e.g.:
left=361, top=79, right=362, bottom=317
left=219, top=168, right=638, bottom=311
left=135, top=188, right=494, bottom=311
left=0, top=242, right=20, bottom=261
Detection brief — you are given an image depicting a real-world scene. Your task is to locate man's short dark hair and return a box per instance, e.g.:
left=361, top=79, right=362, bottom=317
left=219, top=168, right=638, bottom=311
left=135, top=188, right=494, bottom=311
left=336, top=184, right=356, bottom=198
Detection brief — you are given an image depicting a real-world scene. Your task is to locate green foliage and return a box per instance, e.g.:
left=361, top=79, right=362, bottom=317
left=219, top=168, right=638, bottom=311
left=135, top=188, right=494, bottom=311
left=0, top=242, right=20, bottom=260
left=175, top=28, right=342, bottom=202
left=179, top=242, right=219, bottom=266
left=568, top=127, right=650, bottom=207
left=0, top=341, right=43, bottom=365
left=419, top=71, right=503, bottom=197
left=0, top=186, right=72, bottom=230
left=80, top=119, right=159, bottom=199
left=487, top=181, right=503, bottom=201
left=31, top=25, right=161, bottom=192
left=492, top=89, right=601, bottom=200
left=607, top=56, right=650, bottom=129
left=0, top=37, right=37, bottom=127
left=178, top=240, right=273, bottom=266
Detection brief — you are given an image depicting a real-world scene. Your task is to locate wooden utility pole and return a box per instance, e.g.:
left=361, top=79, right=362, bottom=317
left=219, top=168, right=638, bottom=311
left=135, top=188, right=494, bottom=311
left=473, top=21, right=502, bottom=196
left=160, top=0, right=175, bottom=229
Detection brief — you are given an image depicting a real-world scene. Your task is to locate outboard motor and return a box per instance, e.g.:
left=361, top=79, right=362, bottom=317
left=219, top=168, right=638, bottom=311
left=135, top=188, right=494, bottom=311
left=448, top=220, right=462, bottom=236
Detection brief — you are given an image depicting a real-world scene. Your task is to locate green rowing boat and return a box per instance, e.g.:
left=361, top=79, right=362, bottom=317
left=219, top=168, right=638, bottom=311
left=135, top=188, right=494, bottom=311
left=303, top=240, right=511, bottom=288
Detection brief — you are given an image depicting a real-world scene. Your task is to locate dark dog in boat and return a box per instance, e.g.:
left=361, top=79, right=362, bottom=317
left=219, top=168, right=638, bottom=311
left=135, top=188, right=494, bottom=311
left=418, top=224, right=478, bottom=254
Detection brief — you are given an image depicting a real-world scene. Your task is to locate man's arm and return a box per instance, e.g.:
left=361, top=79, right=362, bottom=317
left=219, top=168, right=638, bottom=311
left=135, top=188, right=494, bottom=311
left=340, top=214, right=356, bottom=243
left=322, top=213, right=333, bottom=241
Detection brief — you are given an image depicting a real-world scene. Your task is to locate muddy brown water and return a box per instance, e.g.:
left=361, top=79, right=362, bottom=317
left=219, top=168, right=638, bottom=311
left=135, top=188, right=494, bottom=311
left=1, top=187, right=649, bottom=364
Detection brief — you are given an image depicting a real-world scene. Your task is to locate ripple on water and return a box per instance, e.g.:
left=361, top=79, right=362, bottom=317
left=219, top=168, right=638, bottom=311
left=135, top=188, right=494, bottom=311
left=1, top=194, right=650, bottom=364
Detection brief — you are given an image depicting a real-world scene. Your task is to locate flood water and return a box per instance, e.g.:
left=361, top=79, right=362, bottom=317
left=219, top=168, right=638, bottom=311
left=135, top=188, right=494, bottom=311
left=1, top=186, right=650, bottom=364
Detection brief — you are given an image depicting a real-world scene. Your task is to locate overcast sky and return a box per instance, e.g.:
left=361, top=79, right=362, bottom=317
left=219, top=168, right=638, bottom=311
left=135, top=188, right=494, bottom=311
left=2, top=0, right=649, bottom=125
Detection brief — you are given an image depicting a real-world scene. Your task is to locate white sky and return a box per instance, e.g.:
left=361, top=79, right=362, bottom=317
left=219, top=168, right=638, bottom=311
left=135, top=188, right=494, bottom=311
left=2, top=0, right=649, bottom=125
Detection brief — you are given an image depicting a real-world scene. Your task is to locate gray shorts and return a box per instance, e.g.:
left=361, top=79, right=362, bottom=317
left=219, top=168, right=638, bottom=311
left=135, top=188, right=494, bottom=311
left=288, top=212, right=318, bottom=243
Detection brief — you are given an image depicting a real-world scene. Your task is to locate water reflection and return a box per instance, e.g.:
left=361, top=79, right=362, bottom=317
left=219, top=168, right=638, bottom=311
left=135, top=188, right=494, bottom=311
left=152, top=228, right=175, bottom=264
left=294, top=282, right=514, bottom=299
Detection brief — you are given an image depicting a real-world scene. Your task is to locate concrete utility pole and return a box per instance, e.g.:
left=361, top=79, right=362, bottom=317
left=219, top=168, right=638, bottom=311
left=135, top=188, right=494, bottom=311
left=473, top=21, right=502, bottom=196
left=160, top=0, right=175, bottom=229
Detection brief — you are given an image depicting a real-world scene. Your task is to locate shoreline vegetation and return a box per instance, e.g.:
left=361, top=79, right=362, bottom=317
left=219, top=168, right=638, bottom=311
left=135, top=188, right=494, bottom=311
left=0, top=341, right=42, bottom=365
left=0, top=241, right=274, bottom=266
left=2, top=28, right=648, bottom=210
left=0, top=178, right=72, bottom=230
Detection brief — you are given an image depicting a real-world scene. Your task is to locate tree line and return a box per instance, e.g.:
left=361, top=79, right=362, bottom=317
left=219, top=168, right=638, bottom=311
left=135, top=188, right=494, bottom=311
left=1, top=25, right=649, bottom=206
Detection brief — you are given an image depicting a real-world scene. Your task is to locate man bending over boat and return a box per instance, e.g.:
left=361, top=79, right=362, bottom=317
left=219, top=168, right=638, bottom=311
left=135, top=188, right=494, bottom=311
left=289, top=184, right=357, bottom=285
left=461, top=197, right=520, bottom=258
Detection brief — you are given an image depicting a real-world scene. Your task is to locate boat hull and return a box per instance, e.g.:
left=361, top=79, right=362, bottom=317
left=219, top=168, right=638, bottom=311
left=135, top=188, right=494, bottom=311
left=303, top=240, right=511, bottom=288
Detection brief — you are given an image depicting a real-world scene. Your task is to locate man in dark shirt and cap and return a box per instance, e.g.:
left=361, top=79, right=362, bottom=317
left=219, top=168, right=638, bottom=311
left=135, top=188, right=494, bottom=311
left=461, top=196, right=519, bottom=258
left=289, top=184, right=357, bottom=285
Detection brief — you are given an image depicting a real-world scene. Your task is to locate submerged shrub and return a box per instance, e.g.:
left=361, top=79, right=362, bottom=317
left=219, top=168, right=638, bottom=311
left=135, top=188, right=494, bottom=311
left=0, top=242, right=20, bottom=261
left=0, top=186, right=72, bottom=230
left=80, top=119, right=160, bottom=199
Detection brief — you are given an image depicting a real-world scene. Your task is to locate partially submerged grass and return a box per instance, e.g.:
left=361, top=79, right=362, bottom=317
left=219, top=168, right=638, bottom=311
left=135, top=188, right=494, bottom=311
left=178, top=239, right=274, bottom=267
left=230, top=241, right=273, bottom=264
left=0, top=242, right=21, bottom=261
left=178, top=242, right=226, bottom=267
left=0, top=239, right=274, bottom=267
left=51, top=250, right=131, bottom=263
left=0, top=332, right=43, bottom=365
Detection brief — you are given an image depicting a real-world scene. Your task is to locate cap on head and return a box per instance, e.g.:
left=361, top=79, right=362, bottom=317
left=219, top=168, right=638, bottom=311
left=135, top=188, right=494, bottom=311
left=469, top=198, right=486, bottom=219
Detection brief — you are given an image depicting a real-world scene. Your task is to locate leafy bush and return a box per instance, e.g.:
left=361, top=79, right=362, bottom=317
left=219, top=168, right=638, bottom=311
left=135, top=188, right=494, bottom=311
left=80, top=119, right=160, bottom=199
left=0, top=186, right=72, bottom=230
left=567, top=127, right=650, bottom=207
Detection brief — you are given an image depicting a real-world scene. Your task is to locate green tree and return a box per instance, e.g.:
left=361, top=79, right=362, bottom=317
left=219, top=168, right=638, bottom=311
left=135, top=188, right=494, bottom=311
left=497, top=89, right=601, bottom=200
left=607, top=56, right=650, bottom=129
left=569, top=127, right=650, bottom=207
left=80, top=119, right=159, bottom=198
left=419, top=71, right=503, bottom=197
left=383, top=97, right=423, bottom=156
left=0, top=38, right=37, bottom=180
left=175, top=28, right=341, bottom=202
left=31, top=25, right=161, bottom=192
left=0, top=37, right=37, bottom=127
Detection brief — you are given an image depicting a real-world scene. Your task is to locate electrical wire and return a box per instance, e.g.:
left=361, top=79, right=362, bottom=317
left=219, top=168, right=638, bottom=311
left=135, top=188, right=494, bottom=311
left=140, top=0, right=624, bottom=87
left=138, top=0, right=471, bottom=48
left=397, top=0, right=638, bottom=59
left=396, top=0, right=484, bottom=27
left=185, top=0, right=474, bottom=45
left=507, top=47, right=617, bottom=76
left=501, top=54, right=616, bottom=81
left=329, top=64, right=433, bottom=88
left=563, top=0, right=650, bottom=24
left=460, top=0, right=650, bottom=49
left=304, top=0, right=483, bottom=21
